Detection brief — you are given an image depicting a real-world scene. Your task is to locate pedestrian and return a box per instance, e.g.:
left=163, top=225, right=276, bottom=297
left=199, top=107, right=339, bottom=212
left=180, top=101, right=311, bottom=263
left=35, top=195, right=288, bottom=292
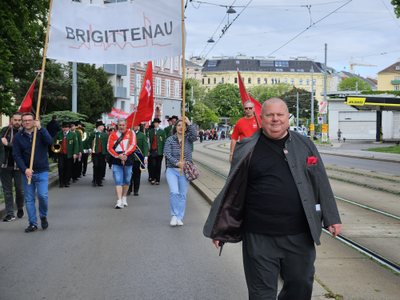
left=53, top=121, right=79, bottom=188
left=70, top=121, right=83, bottom=182
left=199, top=129, right=204, bottom=143
left=203, top=98, right=342, bottom=300
left=81, top=123, right=90, bottom=177
left=128, top=125, right=148, bottom=196
left=229, top=100, right=260, bottom=162
left=46, top=114, right=60, bottom=162
left=13, top=113, right=53, bottom=232
left=107, top=118, right=136, bottom=209
left=88, top=121, right=108, bottom=187
left=337, top=129, right=342, bottom=142
left=0, top=112, right=24, bottom=222
left=164, top=115, right=178, bottom=138
left=147, top=118, right=165, bottom=185
left=164, top=117, right=197, bottom=226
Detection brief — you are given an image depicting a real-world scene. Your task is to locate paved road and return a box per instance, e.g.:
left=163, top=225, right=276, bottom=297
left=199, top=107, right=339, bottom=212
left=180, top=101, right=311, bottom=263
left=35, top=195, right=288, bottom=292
left=0, top=171, right=247, bottom=300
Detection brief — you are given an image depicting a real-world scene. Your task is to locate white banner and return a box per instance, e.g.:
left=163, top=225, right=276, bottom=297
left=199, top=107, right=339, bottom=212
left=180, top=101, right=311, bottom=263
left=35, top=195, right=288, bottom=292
left=47, top=0, right=182, bottom=63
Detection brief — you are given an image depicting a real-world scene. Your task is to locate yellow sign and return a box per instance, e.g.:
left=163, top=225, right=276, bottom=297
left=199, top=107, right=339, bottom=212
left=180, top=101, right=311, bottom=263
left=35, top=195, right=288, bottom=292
left=346, top=97, right=366, bottom=106
left=309, top=124, right=315, bottom=131
left=321, top=124, right=328, bottom=133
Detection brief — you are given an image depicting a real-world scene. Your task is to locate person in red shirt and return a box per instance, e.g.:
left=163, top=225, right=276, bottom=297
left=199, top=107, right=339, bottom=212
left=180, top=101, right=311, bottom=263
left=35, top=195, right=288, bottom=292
left=229, top=101, right=260, bottom=162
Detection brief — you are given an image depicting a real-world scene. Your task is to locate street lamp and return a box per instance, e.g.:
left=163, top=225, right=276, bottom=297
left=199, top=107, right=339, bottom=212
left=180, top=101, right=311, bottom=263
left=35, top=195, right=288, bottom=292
left=207, top=37, right=215, bottom=43
left=226, top=6, right=236, bottom=14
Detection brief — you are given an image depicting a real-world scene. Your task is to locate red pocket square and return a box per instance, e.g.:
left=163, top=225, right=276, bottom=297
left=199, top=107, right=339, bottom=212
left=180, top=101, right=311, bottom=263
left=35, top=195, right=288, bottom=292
left=307, top=156, right=318, bottom=165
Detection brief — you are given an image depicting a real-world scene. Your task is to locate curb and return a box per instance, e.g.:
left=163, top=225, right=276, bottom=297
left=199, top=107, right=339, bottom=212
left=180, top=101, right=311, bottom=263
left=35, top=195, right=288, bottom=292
left=318, top=150, right=400, bottom=163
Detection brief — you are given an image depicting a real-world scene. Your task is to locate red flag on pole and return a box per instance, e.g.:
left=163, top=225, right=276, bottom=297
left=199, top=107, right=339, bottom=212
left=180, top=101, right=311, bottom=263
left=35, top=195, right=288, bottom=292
left=127, top=62, right=154, bottom=128
left=237, top=70, right=262, bottom=124
left=18, top=78, right=37, bottom=113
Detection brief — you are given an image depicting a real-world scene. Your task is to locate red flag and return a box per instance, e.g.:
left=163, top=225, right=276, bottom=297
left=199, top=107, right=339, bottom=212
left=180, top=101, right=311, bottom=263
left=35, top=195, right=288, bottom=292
left=18, top=78, right=37, bottom=113
left=127, top=62, right=154, bottom=128
left=237, top=70, right=262, bottom=124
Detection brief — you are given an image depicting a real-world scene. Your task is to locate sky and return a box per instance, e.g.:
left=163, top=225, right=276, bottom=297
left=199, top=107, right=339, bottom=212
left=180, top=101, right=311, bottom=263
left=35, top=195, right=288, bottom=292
left=184, top=0, right=400, bottom=78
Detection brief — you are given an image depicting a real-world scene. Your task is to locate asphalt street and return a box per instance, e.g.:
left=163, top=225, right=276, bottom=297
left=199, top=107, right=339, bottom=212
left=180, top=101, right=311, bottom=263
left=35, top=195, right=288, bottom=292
left=0, top=169, right=247, bottom=300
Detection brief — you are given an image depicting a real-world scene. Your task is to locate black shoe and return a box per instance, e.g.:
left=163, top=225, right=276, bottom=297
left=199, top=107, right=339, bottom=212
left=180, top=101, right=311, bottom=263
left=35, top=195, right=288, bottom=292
left=64, top=184, right=70, bottom=188
left=25, top=224, right=38, bottom=233
left=17, top=209, right=24, bottom=219
left=59, top=184, right=64, bottom=188
left=3, top=215, right=16, bottom=222
left=97, top=183, right=103, bottom=187
left=92, top=182, right=97, bottom=187
left=134, top=192, right=139, bottom=196
left=40, top=217, right=48, bottom=230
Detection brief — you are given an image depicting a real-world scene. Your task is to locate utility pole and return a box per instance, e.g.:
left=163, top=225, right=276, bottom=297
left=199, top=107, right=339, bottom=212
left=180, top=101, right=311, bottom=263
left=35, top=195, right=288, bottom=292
left=72, top=62, right=77, bottom=113
left=310, top=64, right=314, bottom=139
left=296, top=90, right=299, bottom=128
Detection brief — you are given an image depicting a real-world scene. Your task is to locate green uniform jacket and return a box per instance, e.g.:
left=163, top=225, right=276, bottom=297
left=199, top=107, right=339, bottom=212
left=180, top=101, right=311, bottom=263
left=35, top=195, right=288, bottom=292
left=164, top=125, right=174, bottom=138
left=147, top=128, right=166, bottom=156
left=54, top=131, right=79, bottom=158
left=88, top=131, right=108, bottom=155
left=74, top=130, right=83, bottom=153
left=134, top=131, right=149, bottom=161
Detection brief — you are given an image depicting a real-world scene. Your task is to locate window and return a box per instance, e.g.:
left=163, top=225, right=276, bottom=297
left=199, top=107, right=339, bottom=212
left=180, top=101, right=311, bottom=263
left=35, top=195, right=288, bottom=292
left=395, top=85, right=400, bottom=91
left=120, top=100, right=125, bottom=111
left=248, top=78, right=251, bottom=84
left=155, top=77, right=161, bottom=96
left=299, top=79, right=303, bottom=85
left=260, top=60, right=274, bottom=67
left=165, top=79, right=171, bottom=97
left=257, top=78, right=261, bottom=84
left=214, top=78, right=217, bottom=84
left=234, top=78, right=238, bottom=84
left=207, top=60, right=218, bottom=67
left=306, top=79, right=310, bottom=85
left=290, top=79, right=294, bottom=85
left=221, top=77, right=224, bottom=83
left=174, top=80, right=180, bottom=97
left=208, top=78, right=210, bottom=84
left=264, top=78, right=268, bottom=84
left=275, top=61, right=289, bottom=67
left=202, top=78, right=205, bottom=85
left=135, top=74, right=141, bottom=94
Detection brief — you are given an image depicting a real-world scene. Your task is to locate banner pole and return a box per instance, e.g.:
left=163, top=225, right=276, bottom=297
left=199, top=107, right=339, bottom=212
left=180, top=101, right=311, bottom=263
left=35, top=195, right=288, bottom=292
left=27, top=0, right=53, bottom=185
left=180, top=0, right=187, bottom=174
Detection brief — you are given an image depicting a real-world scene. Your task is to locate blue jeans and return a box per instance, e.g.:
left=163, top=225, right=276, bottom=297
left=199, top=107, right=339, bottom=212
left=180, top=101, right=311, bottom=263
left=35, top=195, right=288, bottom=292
left=112, top=164, right=133, bottom=186
left=165, top=168, right=189, bottom=220
left=22, top=172, right=49, bottom=226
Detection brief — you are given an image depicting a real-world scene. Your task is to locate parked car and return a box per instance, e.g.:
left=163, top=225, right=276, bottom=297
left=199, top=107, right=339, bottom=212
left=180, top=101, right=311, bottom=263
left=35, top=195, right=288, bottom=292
left=289, top=126, right=308, bottom=137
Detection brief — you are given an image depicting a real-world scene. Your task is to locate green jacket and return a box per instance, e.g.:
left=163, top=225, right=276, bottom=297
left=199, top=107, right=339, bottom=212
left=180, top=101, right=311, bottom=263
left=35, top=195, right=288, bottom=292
left=147, top=128, right=166, bottom=156
left=164, top=125, right=174, bottom=138
left=54, top=130, right=79, bottom=158
left=73, top=130, right=83, bottom=153
left=134, top=130, right=149, bottom=161
left=88, top=131, right=108, bottom=155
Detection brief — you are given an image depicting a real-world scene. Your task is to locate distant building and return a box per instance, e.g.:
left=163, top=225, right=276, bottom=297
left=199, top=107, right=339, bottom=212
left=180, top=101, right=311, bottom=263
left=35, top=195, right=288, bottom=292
left=337, top=71, right=377, bottom=91
left=377, top=61, right=400, bottom=91
left=197, top=56, right=333, bottom=101
left=185, top=57, right=204, bottom=80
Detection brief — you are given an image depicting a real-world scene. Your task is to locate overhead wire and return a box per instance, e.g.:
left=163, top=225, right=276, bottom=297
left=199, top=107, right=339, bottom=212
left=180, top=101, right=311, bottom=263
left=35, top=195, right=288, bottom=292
left=267, top=0, right=353, bottom=56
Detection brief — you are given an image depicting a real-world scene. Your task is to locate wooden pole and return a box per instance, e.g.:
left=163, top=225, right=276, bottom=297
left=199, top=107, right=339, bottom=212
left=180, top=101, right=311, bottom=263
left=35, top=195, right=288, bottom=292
left=27, top=0, right=53, bottom=184
left=180, top=0, right=186, bottom=173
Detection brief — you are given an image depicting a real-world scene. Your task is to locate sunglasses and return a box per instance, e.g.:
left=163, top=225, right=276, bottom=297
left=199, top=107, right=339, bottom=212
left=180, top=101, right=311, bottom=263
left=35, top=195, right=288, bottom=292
left=244, top=107, right=253, bottom=110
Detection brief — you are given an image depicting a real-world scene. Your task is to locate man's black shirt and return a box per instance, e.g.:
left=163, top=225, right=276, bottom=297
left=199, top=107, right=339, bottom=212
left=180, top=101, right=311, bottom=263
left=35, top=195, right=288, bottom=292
left=244, top=132, right=308, bottom=235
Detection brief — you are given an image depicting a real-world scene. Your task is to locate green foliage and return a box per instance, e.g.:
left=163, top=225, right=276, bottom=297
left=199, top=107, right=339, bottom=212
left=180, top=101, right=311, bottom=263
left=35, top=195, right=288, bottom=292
left=192, top=102, right=219, bottom=129
left=185, top=78, right=207, bottom=119
left=41, top=111, right=89, bottom=128
left=248, top=83, right=293, bottom=103
left=281, top=88, right=318, bottom=123
left=392, top=0, right=400, bottom=17
left=203, top=83, right=242, bottom=123
left=365, top=145, right=400, bottom=154
left=0, top=1, right=47, bottom=115
left=338, top=77, right=372, bottom=91
left=361, top=90, right=400, bottom=96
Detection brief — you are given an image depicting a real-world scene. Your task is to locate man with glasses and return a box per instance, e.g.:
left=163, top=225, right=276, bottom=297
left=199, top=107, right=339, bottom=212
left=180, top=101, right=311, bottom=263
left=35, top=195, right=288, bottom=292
left=229, top=100, right=260, bottom=162
left=12, top=113, right=53, bottom=232
left=0, top=112, right=24, bottom=222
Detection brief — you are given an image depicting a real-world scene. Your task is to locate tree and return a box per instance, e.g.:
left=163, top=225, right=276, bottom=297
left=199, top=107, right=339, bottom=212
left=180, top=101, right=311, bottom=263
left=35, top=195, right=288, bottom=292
left=392, top=0, right=400, bottom=17
left=185, top=78, right=206, bottom=120
left=192, top=102, right=219, bottom=129
left=0, top=1, right=48, bottom=115
left=338, top=77, right=372, bottom=91
left=281, top=88, right=318, bottom=124
left=248, top=83, right=293, bottom=103
left=203, top=83, right=242, bottom=124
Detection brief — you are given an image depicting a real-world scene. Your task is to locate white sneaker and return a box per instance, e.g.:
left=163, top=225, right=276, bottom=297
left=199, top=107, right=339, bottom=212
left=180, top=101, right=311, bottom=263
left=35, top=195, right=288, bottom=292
left=122, top=196, right=128, bottom=207
left=170, top=216, right=177, bottom=226
left=176, top=219, right=184, bottom=226
left=115, top=199, right=123, bottom=209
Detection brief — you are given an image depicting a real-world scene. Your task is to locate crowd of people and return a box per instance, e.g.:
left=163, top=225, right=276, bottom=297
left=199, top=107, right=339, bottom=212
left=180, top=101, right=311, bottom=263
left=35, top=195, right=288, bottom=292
left=1, top=100, right=342, bottom=299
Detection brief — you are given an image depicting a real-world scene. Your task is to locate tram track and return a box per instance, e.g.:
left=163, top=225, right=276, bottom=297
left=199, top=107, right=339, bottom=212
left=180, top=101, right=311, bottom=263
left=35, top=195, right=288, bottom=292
left=193, top=145, right=400, bottom=274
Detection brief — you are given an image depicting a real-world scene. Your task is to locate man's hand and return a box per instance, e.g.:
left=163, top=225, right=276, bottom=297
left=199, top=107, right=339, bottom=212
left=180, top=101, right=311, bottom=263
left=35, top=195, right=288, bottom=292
left=1, top=137, right=8, bottom=146
left=25, top=168, right=33, bottom=179
left=212, top=239, right=221, bottom=249
left=73, top=154, right=78, bottom=160
left=328, top=224, right=342, bottom=237
left=34, top=120, right=41, bottom=130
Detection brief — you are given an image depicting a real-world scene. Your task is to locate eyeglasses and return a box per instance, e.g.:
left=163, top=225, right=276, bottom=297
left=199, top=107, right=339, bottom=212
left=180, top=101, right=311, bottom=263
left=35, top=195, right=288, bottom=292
left=244, top=107, right=253, bottom=110
left=22, top=119, right=34, bottom=122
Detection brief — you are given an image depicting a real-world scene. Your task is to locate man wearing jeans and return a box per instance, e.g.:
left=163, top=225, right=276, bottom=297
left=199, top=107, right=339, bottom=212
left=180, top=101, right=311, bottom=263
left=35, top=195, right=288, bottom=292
left=0, top=112, right=24, bottom=222
left=107, top=118, right=136, bottom=209
left=13, top=113, right=53, bottom=233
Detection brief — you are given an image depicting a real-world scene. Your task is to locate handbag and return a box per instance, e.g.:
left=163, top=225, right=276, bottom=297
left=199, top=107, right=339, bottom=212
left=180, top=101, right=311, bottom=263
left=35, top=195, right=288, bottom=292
left=184, top=160, right=200, bottom=181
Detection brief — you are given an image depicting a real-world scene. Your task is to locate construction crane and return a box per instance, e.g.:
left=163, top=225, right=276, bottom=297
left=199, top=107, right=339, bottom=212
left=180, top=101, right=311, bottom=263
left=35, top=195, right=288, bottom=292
left=349, top=62, right=376, bottom=73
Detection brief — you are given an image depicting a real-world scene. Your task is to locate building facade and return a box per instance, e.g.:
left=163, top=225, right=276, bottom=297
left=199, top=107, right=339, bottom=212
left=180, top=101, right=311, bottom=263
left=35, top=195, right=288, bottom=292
left=198, top=56, right=333, bottom=101
left=377, top=61, right=400, bottom=91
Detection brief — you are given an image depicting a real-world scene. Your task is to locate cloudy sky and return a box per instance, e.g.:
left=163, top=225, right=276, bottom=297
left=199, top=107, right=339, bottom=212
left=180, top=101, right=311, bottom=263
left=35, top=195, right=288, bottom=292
left=184, top=0, right=400, bottom=78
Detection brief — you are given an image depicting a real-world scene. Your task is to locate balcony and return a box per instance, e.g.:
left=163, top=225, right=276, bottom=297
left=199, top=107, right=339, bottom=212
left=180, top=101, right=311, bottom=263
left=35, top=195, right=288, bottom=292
left=114, top=86, right=127, bottom=98
left=103, top=64, right=127, bottom=76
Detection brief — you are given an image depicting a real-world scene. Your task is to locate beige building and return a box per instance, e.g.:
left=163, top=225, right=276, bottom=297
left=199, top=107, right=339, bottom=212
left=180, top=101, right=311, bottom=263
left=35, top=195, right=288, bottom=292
left=198, top=56, right=333, bottom=101
left=377, top=61, right=400, bottom=91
